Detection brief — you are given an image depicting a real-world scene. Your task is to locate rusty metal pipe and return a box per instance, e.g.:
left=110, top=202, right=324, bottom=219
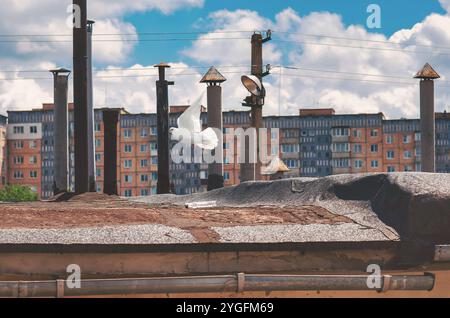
left=0, top=273, right=435, bottom=298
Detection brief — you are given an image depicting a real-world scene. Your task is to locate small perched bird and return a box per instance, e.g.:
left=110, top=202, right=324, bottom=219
left=170, top=93, right=219, bottom=150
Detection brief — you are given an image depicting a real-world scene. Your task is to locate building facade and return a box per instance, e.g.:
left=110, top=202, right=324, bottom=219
left=4, top=105, right=450, bottom=199
left=0, top=115, right=7, bottom=189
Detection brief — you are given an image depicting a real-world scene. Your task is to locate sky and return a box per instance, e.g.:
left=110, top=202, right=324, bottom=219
left=1, top=0, right=450, bottom=119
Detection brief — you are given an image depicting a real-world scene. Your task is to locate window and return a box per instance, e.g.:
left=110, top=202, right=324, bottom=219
left=140, top=159, right=148, bottom=167
left=332, top=159, right=350, bottom=168
left=30, top=126, right=38, bottom=134
left=95, top=139, right=101, bottom=148
left=124, top=145, right=132, bottom=153
left=140, top=189, right=149, bottom=196
left=332, top=128, right=349, bottom=137
left=285, top=159, right=298, bottom=168
left=282, top=144, right=299, bottom=153
left=150, top=142, right=157, bottom=151
left=370, top=144, right=378, bottom=153
left=124, top=160, right=132, bottom=168
left=141, top=129, right=148, bottom=137
left=386, top=135, right=394, bottom=144
left=332, top=143, right=349, bottom=152
left=387, top=150, right=395, bottom=159
left=29, top=141, right=37, bottom=149
left=353, top=130, right=362, bottom=138
left=403, top=135, right=411, bottom=144
left=94, top=123, right=101, bottom=132
left=151, top=127, right=157, bottom=136
left=14, top=141, right=24, bottom=149
left=151, top=172, right=158, bottom=181
left=371, top=160, right=379, bottom=168
left=404, top=151, right=412, bottom=159
left=29, top=156, right=38, bottom=164
left=124, top=175, right=132, bottom=183
left=13, top=171, right=24, bottom=179
left=141, top=174, right=149, bottom=182
left=151, top=157, right=158, bottom=165
left=415, top=148, right=421, bottom=157
left=124, top=129, right=132, bottom=138
left=96, top=168, right=101, bottom=177
left=404, top=165, right=413, bottom=172
left=387, top=166, right=395, bottom=173
left=224, top=172, right=230, bottom=181
left=95, top=154, right=101, bottom=162
left=13, top=126, right=24, bottom=134
left=124, top=189, right=132, bottom=197
left=353, top=144, right=362, bottom=153
left=30, top=171, right=38, bottom=179
left=354, top=160, right=363, bottom=169
left=14, top=156, right=24, bottom=165
left=140, top=144, right=148, bottom=153
left=415, top=132, right=421, bottom=142
left=370, top=129, right=378, bottom=137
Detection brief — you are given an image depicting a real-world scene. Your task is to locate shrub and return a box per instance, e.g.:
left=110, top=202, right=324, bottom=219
left=0, top=185, right=39, bottom=202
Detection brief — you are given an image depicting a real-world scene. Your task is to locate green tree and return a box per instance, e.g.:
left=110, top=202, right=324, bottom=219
left=0, top=185, right=38, bottom=202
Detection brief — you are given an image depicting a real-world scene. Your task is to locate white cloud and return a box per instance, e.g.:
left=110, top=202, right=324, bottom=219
left=1, top=4, right=450, bottom=119
left=183, top=8, right=450, bottom=118
left=0, top=0, right=204, bottom=114
left=93, top=63, right=205, bottom=113
left=440, top=0, right=450, bottom=13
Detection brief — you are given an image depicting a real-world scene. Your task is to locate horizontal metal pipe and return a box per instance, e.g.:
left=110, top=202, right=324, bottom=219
left=0, top=273, right=435, bottom=298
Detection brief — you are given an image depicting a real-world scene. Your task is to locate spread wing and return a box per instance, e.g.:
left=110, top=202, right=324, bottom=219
left=177, top=93, right=204, bottom=133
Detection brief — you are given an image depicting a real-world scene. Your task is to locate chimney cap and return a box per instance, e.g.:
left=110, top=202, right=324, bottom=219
left=414, top=63, right=440, bottom=79
left=154, top=62, right=171, bottom=68
left=49, top=68, right=71, bottom=75
left=200, top=66, right=227, bottom=84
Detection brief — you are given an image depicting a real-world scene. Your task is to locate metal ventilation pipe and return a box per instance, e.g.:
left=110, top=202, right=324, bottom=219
left=0, top=273, right=435, bottom=298
left=50, top=68, right=71, bottom=195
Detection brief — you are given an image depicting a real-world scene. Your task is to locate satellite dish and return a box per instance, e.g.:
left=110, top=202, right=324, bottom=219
left=241, top=75, right=263, bottom=97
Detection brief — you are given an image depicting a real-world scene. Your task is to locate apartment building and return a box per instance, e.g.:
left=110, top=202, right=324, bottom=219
left=0, top=115, right=7, bottom=189
left=4, top=104, right=450, bottom=199
left=7, top=111, right=42, bottom=195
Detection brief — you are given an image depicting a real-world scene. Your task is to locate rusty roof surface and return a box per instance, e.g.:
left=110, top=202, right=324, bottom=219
left=200, top=66, right=227, bottom=83
left=414, top=63, right=440, bottom=79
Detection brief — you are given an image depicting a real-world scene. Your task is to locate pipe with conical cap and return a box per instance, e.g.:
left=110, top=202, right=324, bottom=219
left=415, top=63, right=440, bottom=173
left=200, top=67, right=226, bottom=191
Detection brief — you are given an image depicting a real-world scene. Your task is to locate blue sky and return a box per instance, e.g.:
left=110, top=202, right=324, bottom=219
left=1, top=0, right=450, bottom=117
left=125, top=0, right=446, bottom=66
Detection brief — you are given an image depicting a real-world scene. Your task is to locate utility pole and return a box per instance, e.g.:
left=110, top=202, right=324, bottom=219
left=200, top=67, right=226, bottom=191
left=415, top=63, right=440, bottom=173
left=73, top=0, right=89, bottom=194
left=87, top=20, right=96, bottom=192
left=50, top=68, right=71, bottom=195
left=240, top=30, right=271, bottom=182
left=154, top=62, right=174, bottom=194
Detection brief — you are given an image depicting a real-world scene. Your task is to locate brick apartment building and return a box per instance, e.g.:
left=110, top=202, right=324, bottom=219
left=0, top=115, right=7, bottom=189
left=4, top=104, right=450, bottom=199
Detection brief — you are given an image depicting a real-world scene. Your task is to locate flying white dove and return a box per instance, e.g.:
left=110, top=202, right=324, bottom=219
left=170, top=93, right=219, bottom=150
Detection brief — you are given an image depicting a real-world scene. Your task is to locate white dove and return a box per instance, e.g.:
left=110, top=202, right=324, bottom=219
left=170, top=93, right=219, bottom=150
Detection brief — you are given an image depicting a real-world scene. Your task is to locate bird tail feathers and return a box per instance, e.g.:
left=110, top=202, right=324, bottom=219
left=196, top=128, right=219, bottom=150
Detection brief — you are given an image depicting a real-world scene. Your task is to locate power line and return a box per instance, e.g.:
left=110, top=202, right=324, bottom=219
left=0, top=37, right=250, bottom=43
left=273, top=39, right=450, bottom=57
left=0, top=65, right=255, bottom=73
left=0, top=30, right=262, bottom=37
left=273, top=30, right=450, bottom=52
